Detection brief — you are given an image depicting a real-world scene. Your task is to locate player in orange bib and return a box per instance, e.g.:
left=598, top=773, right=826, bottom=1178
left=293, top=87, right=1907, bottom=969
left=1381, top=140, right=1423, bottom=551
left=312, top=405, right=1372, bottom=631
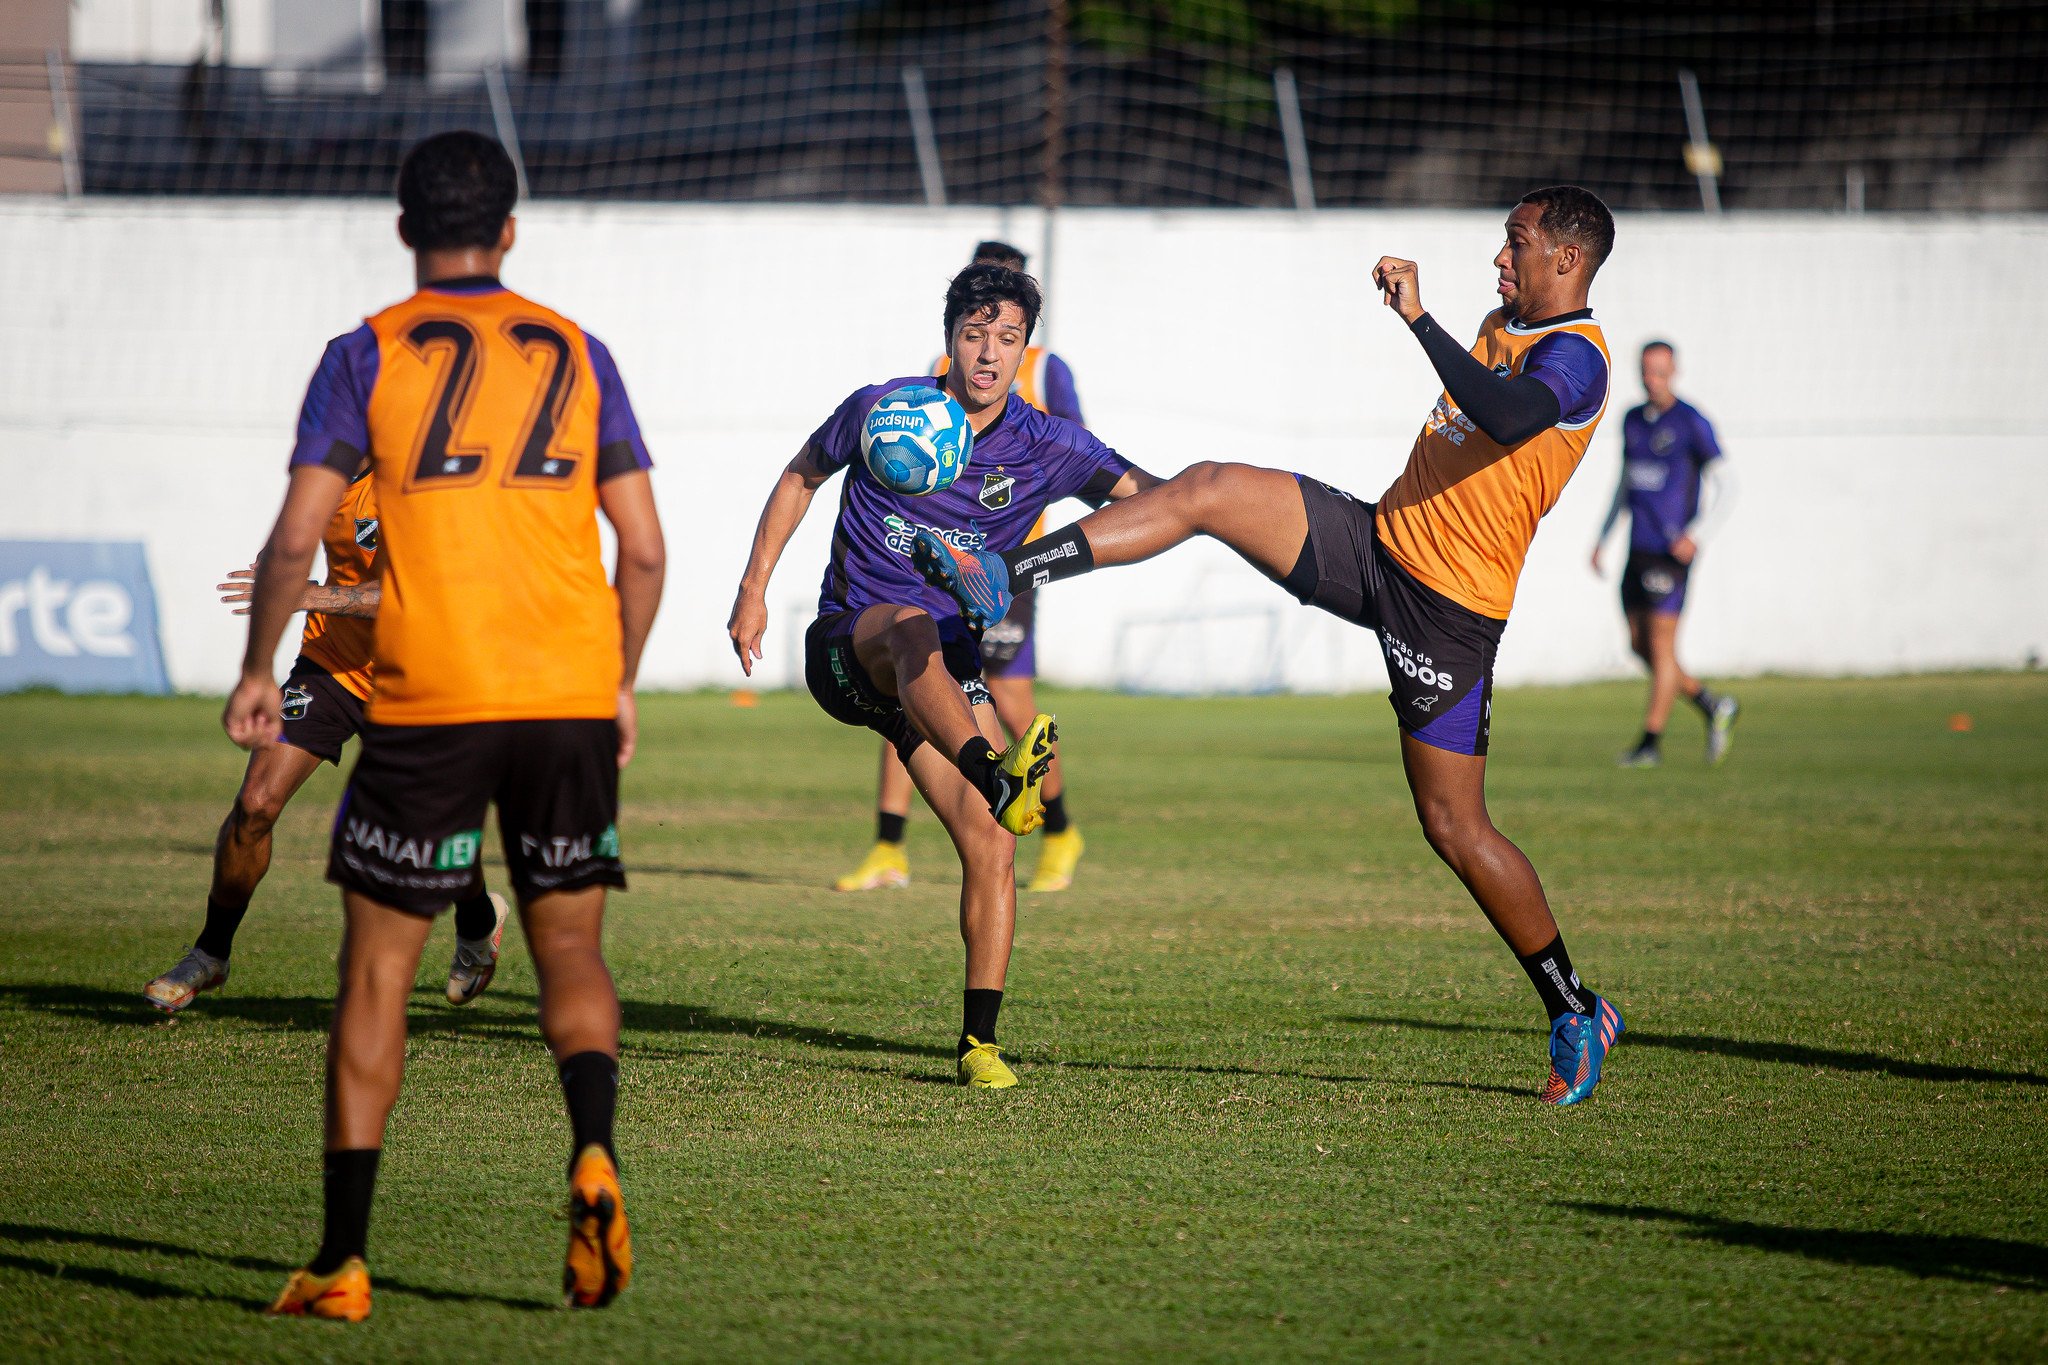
left=144, top=461, right=514, bottom=1013
left=224, top=132, right=664, bottom=1317
left=837, top=240, right=1090, bottom=895
left=914, top=188, right=1627, bottom=1106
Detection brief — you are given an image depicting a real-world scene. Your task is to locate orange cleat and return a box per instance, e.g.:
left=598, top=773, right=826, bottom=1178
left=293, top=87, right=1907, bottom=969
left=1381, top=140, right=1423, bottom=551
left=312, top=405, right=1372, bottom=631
left=267, top=1256, right=371, bottom=1321
left=564, top=1144, right=632, bottom=1308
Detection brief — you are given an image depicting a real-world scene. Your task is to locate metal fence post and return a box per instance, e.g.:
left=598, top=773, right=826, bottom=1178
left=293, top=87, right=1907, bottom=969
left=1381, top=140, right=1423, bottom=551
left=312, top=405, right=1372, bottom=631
left=485, top=64, right=530, bottom=201
left=46, top=47, right=80, bottom=199
left=902, top=67, right=946, bottom=208
left=1274, top=68, right=1315, bottom=211
left=1677, top=68, right=1722, bottom=213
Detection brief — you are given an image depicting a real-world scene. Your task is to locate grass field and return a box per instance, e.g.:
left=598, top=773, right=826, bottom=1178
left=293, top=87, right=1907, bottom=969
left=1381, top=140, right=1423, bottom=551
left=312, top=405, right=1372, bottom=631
left=1, top=673, right=2044, bottom=1361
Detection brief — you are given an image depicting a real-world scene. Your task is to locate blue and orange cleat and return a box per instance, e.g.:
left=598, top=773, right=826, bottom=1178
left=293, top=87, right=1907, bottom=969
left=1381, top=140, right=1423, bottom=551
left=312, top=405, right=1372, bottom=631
left=267, top=1256, right=371, bottom=1321
left=1542, top=996, right=1624, bottom=1106
left=564, top=1144, right=632, bottom=1308
left=910, top=528, right=1013, bottom=630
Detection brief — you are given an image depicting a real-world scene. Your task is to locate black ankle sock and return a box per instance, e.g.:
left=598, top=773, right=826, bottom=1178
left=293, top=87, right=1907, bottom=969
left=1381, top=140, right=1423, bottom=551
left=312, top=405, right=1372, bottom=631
left=194, top=898, right=247, bottom=961
left=309, top=1148, right=380, bottom=1274
left=1691, top=687, right=1721, bottom=718
left=877, top=811, right=907, bottom=845
left=960, top=989, right=1003, bottom=1055
left=1638, top=729, right=1662, bottom=752
left=1001, top=525, right=1094, bottom=588
left=451, top=889, right=498, bottom=941
left=1041, top=793, right=1069, bottom=835
left=955, top=737, right=1001, bottom=804
left=560, top=1050, right=619, bottom=1171
left=1516, top=934, right=1594, bottom=1023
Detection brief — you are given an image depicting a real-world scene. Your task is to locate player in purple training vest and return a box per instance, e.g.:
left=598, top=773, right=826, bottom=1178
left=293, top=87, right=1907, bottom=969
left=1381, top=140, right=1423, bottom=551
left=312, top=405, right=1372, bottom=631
left=726, top=263, right=1158, bottom=1087
left=1591, top=339, right=1740, bottom=766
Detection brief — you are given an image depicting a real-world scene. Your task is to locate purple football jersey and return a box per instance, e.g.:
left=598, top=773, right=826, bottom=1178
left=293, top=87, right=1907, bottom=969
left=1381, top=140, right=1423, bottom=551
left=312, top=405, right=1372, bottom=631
left=1621, top=399, right=1721, bottom=553
left=810, top=376, right=1132, bottom=635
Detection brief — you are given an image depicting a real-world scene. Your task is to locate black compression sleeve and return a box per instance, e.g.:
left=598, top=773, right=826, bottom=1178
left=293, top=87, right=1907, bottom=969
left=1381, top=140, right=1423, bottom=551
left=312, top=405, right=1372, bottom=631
left=1408, top=312, right=1562, bottom=446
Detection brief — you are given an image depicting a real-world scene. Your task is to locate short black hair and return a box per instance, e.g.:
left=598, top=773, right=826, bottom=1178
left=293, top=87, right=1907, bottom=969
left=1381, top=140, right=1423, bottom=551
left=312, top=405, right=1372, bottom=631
left=397, top=131, right=518, bottom=252
left=944, top=263, right=1042, bottom=341
left=971, top=239, right=1027, bottom=270
left=1517, top=185, right=1615, bottom=275
left=1641, top=339, right=1675, bottom=358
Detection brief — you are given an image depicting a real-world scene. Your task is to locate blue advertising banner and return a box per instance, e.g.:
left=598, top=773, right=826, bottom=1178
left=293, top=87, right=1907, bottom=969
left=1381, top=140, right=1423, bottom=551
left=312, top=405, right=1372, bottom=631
left=0, top=541, right=172, bottom=695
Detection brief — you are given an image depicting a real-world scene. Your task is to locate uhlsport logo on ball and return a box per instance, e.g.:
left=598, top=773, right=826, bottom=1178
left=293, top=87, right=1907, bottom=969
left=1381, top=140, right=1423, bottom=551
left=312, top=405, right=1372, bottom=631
left=860, top=384, right=972, bottom=495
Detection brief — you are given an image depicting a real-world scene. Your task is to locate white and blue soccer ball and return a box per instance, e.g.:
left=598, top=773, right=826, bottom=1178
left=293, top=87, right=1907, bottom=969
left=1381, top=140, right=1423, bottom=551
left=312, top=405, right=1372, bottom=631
left=860, top=384, right=972, bottom=496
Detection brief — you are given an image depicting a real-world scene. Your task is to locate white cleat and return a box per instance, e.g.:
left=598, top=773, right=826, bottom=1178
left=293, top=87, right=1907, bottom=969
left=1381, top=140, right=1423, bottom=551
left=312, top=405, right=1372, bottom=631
left=145, top=946, right=228, bottom=1013
left=446, top=892, right=511, bottom=1006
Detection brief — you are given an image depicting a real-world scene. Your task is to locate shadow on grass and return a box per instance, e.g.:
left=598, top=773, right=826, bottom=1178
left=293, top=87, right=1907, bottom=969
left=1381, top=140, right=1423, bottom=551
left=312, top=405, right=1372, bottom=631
left=1339, top=1013, right=2048, bottom=1088
left=0, top=1223, right=554, bottom=1311
left=0, top=983, right=533, bottom=1042
left=1562, top=1203, right=2048, bottom=1292
left=1046, top=1057, right=1535, bottom=1098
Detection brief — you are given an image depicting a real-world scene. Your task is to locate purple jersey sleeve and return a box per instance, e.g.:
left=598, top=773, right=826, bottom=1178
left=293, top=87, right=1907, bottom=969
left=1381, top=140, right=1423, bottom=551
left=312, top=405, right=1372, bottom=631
left=288, top=325, right=378, bottom=475
left=587, top=332, right=654, bottom=481
left=1690, top=406, right=1723, bottom=462
left=1040, top=418, right=1132, bottom=507
left=1042, top=352, right=1084, bottom=424
left=805, top=383, right=885, bottom=475
left=1523, top=332, right=1609, bottom=428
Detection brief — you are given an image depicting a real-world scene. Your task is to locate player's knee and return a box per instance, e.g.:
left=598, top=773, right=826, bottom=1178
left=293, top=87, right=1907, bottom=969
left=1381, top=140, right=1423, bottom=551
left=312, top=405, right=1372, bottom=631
left=959, top=818, right=1015, bottom=873
left=882, top=608, right=941, bottom=658
left=230, top=791, right=284, bottom=839
left=1173, top=460, right=1233, bottom=515
left=1413, top=796, right=1487, bottom=858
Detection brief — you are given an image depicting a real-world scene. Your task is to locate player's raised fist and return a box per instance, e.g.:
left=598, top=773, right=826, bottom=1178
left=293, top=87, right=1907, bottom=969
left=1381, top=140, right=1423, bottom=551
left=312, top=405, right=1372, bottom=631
left=1373, top=256, right=1424, bottom=323
left=223, top=673, right=283, bottom=750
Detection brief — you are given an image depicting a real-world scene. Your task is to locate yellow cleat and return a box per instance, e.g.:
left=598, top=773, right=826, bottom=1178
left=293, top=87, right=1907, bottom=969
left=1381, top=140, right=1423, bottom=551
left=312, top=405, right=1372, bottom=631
left=1025, top=826, right=1085, bottom=893
left=564, top=1144, right=632, bottom=1309
left=988, top=714, right=1058, bottom=837
left=267, top=1256, right=371, bottom=1322
left=957, top=1036, right=1018, bottom=1089
left=834, top=840, right=910, bottom=892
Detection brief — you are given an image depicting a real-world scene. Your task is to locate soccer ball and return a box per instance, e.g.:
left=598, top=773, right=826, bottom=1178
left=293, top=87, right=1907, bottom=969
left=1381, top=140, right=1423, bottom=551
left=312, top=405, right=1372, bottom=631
left=860, top=384, right=972, bottom=496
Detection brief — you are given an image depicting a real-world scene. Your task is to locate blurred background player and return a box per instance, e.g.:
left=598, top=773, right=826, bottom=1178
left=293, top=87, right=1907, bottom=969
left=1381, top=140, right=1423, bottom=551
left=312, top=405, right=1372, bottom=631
left=227, top=131, right=664, bottom=1318
left=915, top=189, right=1628, bottom=1106
left=729, top=263, right=1154, bottom=1087
left=837, top=240, right=1088, bottom=894
left=142, top=470, right=511, bottom=1014
left=1591, top=340, right=1740, bottom=767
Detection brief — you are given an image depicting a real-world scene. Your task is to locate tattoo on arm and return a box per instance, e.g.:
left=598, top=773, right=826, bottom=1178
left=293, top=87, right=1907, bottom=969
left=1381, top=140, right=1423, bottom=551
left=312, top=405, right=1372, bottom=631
left=300, top=581, right=381, bottom=619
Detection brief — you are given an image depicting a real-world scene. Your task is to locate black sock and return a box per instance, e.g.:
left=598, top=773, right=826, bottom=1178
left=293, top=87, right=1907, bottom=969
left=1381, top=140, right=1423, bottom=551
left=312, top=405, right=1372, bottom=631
left=877, top=811, right=907, bottom=845
left=1638, top=729, right=1662, bottom=752
left=1516, top=934, right=1594, bottom=1023
left=955, top=737, right=1001, bottom=805
left=194, top=898, right=248, bottom=961
left=960, top=988, right=1003, bottom=1054
left=560, top=1050, right=618, bottom=1170
left=452, top=889, right=498, bottom=941
left=1001, top=525, right=1094, bottom=589
left=1042, top=793, right=1070, bottom=835
left=1691, top=686, right=1721, bottom=718
left=309, top=1148, right=380, bottom=1274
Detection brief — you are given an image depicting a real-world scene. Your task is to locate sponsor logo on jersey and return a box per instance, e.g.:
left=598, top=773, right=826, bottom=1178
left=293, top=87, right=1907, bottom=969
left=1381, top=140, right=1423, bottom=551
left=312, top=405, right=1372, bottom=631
left=281, top=683, right=313, bottom=721
left=354, top=518, right=380, bottom=552
left=979, top=472, right=1015, bottom=510
left=343, top=819, right=480, bottom=871
left=520, top=828, right=612, bottom=869
left=1382, top=631, right=1454, bottom=690
left=882, top=514, right=986, bottom=559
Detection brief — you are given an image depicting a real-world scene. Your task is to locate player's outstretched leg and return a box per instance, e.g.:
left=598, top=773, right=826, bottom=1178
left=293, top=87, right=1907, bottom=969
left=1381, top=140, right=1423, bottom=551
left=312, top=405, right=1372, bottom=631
left=1399, top=736, right=1623, bottom=1105
left=851, top=604, right=1055, bottom=835
left=522, top=885, right=632, bottom=1308
left=906, top=718, right=1021, bottom=1089
left=268, top=890, right=434, bottom=1320
left=911, top=461, right=1311, bottom=629
left=146, top=742, right=322, bottom=1011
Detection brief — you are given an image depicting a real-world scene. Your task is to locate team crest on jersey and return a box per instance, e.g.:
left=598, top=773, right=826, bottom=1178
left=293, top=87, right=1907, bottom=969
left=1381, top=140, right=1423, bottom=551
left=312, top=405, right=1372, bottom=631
left=978, top=471, right=1015, bottom=511
left=281, top=684, right=313, bottom=722
left=354, top=518, right=379, bottom=552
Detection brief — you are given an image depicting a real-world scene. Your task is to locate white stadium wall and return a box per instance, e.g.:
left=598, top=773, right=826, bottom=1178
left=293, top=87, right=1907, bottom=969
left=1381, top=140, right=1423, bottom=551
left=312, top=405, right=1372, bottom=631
left=1, top=198, right=2043, bottom=696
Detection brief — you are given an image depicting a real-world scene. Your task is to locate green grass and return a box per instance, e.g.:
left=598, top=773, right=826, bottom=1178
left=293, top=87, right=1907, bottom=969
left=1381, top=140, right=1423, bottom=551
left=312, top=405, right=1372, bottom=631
left=1, top=674, right=2044, bottom=1361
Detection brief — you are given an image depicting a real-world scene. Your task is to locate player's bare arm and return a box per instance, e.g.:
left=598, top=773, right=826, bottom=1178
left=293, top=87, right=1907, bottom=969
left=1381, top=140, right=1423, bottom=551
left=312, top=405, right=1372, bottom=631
left=727, top=443, right=835, bottom=675
left=219, top=565, right=383, bottom=618
left=224, top=465, right=349, bottom=749
left=600, top=468, right=667, bottom=768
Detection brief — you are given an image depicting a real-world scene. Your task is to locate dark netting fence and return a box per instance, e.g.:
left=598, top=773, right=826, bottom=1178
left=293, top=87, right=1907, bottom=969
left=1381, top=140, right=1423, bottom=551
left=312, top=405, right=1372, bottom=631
left=27, top=0, right=2048, bottom=210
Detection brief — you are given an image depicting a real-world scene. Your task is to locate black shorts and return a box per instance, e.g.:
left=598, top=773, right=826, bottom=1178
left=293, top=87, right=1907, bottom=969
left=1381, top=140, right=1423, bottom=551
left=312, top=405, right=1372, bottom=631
left=328, top=718, right=625, bottom=915
left=1620, top=551, right=1691, bottom=616
left=277, top=655, right=367, bottom=765
left=978, top=587, right=1037, bottom=678
left=1284, top=477, right=1506, bottom=757
left=804, top=608, right=991, bottom=761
